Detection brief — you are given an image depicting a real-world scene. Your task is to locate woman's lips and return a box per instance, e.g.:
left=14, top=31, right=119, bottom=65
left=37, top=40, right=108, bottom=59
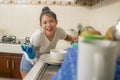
left=46, top=28, right=53, bottom=32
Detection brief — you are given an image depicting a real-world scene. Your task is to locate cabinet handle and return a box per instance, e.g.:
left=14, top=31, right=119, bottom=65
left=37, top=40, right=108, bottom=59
left=12, top=60, right=15, bottom=69
left=7, top=60, right=9, bottom=69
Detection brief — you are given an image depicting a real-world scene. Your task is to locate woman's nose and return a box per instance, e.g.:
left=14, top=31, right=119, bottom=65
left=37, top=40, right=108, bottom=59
left=47, top=22, right=51, bottom=27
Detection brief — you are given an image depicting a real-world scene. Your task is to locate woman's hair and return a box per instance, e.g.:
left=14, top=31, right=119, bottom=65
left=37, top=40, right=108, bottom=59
left=40, top=6, right=57, bottom=23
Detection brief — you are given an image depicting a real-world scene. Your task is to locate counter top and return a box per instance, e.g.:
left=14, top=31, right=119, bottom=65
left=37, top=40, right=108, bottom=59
left=23, top=59, right=46, bottom=80
left=0, top=43, right=23, bottom=54
left=23, top=58, right=60, bottom=80
left=23, top=48, right=76, bottom=80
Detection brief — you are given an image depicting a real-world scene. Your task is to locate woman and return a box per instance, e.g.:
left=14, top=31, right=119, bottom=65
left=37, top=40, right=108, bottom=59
left=20, top=6, right=78, bottom=79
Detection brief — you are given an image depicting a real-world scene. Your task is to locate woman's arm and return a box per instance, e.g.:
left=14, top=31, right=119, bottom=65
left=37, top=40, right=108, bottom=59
left=34, top=46, right=39, bottom=53
left=65, top=34, right=78, bottom=43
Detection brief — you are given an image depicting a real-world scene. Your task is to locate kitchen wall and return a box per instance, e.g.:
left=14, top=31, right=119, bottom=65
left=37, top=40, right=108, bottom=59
left=0, top=4, right=90, bottom=49
left=0, top=5, right=90, bottom=39
left=0, top=0, right=120, bottom=49
left=90, top=0, right=120, bottom=35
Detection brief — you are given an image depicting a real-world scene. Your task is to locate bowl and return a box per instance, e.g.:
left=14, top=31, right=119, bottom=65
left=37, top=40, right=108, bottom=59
left=50, top=49, right=67, bottom=61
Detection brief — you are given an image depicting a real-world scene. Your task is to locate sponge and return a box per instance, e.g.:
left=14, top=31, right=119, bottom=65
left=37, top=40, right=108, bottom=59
left=84, top=34, right=105, bottom=40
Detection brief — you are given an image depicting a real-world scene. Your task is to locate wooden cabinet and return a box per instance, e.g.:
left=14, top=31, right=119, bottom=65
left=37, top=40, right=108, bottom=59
left=0, top=55, right=11, bottom=78
left=0, top=52, right=22, bottom=79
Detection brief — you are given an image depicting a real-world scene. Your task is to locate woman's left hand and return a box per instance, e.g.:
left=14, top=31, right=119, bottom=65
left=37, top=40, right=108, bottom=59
left=71, top=37, right=78, bottom=44
left=72, top=37, right=78, bottom=43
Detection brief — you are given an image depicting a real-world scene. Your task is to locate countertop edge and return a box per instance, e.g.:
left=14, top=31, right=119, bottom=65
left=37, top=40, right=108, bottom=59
left=23, top=59, right=46, bottom=80
left=0, top=43, right=23, bottom=54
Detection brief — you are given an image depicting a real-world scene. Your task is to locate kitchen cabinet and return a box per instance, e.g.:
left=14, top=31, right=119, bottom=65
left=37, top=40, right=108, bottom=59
left=0, top=52, right=22, bottom=79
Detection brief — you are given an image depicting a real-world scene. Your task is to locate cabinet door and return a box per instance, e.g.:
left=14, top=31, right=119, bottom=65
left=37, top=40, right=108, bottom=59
left=11, top=55, right=22, bottom=79
left=0, top=55, right=11, bottom=78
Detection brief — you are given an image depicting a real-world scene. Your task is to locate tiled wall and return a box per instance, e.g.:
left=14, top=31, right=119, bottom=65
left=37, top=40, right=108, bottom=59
left=0, top=0, right=120, bottom=49
left=0, top=5, right=90, bottom=39
left=90, top=0, right=120, bottom=35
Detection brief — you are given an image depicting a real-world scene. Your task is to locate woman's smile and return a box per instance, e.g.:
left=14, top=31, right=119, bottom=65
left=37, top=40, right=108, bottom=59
left=46, top=28, right=53, bottom=32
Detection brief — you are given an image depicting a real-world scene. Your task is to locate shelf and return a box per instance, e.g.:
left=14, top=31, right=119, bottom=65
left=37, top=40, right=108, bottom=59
left=0, top=0, right=101, bottom=6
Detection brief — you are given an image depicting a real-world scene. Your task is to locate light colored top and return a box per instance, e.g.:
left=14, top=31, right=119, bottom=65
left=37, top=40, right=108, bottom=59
left=30, top=27, right=67, bottom=58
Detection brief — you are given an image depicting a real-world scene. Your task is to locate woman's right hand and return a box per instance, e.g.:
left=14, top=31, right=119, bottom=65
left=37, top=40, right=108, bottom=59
left=21, top=43, right=35, bottom=59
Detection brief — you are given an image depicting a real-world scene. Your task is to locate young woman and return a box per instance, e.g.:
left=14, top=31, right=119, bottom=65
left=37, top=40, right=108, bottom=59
left=20, top=6, right=78, bottom=79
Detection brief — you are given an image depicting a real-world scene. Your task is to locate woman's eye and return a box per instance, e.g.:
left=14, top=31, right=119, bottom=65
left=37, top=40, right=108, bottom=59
left=50, top=20, right=54, bottom=23
left=49, top=20, right=55, bottom=23
left=43, top=22, right=47, bottom=24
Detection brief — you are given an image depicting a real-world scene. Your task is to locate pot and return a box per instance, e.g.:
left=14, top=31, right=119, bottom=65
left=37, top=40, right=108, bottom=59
left=2, top=36, right=16, bottom=43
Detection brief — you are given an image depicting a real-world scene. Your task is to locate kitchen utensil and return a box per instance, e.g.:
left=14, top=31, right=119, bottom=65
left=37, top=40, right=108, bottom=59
left=83, top=34, right=104, bottom=40
left=77, top=38, right=120, bottom=80
left=2, top=36, right=16, bottom=43
left=113, top=18, right=120, bottom=40
left=25, top=37, right=30, bottom=45
left=50, top=49, right=67, bottom=61
left=77, top=24, right=83, bottom=35
left=82, top=26, right=95, bottom=32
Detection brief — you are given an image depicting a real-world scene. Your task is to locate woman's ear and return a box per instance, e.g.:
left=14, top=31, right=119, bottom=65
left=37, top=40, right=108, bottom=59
left=56, top=20, right=58, bottom=25
left=40, top=23, right=42, bottom=27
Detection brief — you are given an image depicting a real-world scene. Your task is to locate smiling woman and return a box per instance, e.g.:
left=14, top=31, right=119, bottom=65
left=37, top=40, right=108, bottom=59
left=19, top=6, right=78, bottom=79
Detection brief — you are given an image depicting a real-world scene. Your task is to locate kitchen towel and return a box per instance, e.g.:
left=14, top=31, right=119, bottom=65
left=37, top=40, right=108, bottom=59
left=115, top=56, right=120, bottom=80
left=51, top=48, right=77, bottom=80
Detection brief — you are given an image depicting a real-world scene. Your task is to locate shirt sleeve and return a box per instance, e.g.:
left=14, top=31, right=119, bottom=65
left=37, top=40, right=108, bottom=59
left=30, top=29, right=41, bottom=47
left=57, top=27, right=67, bottom=40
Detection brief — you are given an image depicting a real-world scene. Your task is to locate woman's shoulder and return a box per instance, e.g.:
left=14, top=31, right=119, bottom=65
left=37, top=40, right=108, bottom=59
left=34, top=29, right=42, bottom=33
left=56, top=27, right=64, bottom=32
left=56, top=27, right=66, bottom=35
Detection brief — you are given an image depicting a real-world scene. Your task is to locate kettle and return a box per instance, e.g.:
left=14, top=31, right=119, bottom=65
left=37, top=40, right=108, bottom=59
left=77, top=39, right=120, bottom=80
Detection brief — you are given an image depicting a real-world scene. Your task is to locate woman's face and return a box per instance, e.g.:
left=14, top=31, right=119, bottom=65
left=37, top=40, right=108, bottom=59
left=40, top=15, right=58, bottom=35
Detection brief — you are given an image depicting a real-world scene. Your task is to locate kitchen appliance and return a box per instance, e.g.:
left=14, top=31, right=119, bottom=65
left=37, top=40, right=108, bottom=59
left=2, top=35, right=16, bottom=43
left=78, top=39, right=120, bottom=80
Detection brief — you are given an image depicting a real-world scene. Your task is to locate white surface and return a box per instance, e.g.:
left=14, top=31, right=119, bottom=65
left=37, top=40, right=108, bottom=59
left=23, top=59, right=45, bottom=80
left=50, top=49, right=66, bottom=61
left=0, top=5, right=89, bottom=39
left=0, top=43, right=23, bottom=54
left=40, top=54, right=62, bottom=65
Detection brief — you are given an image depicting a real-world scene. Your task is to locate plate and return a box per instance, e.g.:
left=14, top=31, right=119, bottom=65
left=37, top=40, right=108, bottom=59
left=40, top=54, right=63, bottom=65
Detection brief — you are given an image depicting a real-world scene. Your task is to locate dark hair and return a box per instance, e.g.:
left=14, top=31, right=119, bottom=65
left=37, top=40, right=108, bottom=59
left=40, top=6, right=57, bottom=23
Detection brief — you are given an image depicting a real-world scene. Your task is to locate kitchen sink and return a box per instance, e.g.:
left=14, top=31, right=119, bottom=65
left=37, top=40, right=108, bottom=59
left=37, top=64, right=60, bottom=80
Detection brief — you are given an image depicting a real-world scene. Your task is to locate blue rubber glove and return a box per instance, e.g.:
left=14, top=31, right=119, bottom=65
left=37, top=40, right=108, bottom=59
left=72, top=43, right=78, bottom=49
left=21, top=43, right=35, bottom=59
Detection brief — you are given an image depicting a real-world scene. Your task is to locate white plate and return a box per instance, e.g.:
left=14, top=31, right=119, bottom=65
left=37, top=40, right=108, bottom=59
left=40, top=54, right=63, bottom=65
